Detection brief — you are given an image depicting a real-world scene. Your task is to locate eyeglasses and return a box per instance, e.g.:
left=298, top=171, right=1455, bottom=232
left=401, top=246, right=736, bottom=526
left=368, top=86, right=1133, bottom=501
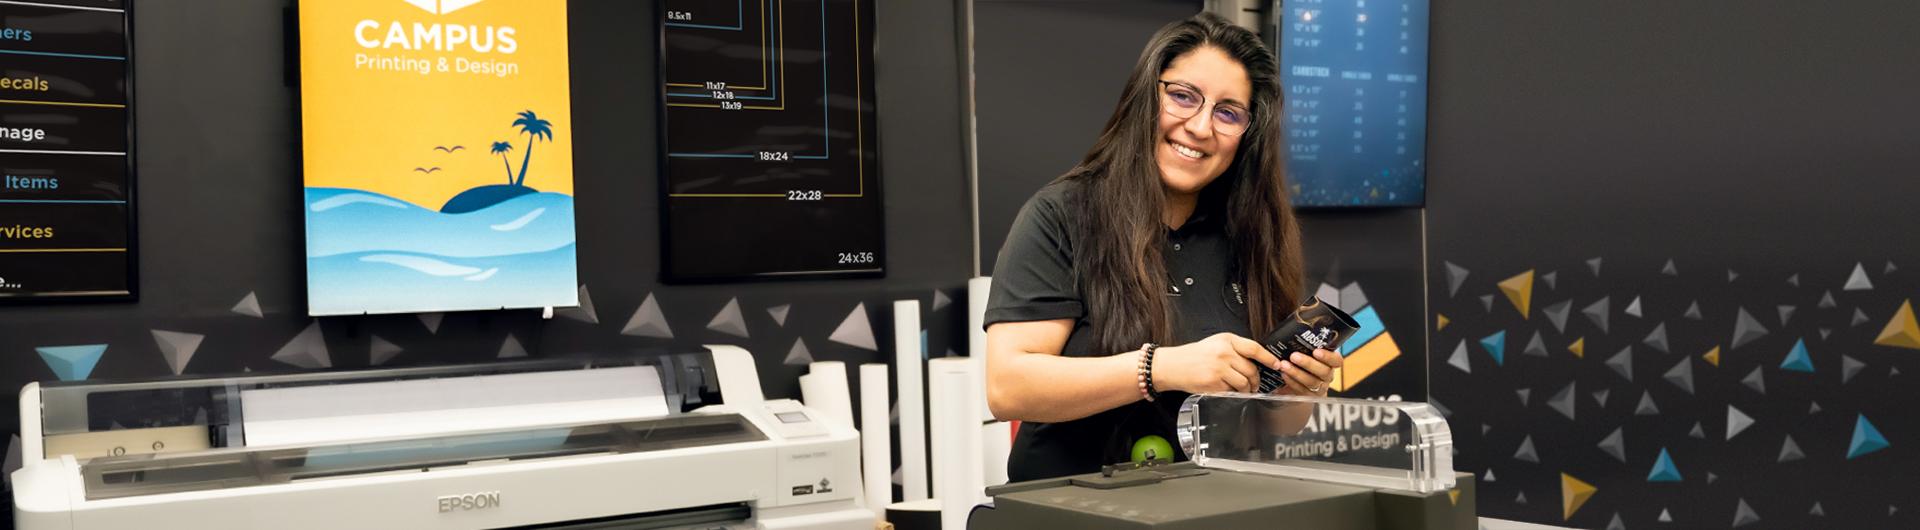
left=1157, top=80, right=1252, bottom=136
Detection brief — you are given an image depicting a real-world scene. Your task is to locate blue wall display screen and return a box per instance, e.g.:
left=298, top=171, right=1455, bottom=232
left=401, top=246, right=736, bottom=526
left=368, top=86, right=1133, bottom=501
left=1277, top=0, right=1429, bottom=207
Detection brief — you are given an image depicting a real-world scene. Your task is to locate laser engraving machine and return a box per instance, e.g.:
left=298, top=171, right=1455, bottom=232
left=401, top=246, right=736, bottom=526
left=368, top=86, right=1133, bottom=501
left=12, top=346, right=872, bottom=529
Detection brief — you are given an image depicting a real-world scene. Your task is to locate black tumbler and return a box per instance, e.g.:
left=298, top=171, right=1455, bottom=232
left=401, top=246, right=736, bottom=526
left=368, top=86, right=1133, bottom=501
left=1256, top=297, right=1362, bottom=393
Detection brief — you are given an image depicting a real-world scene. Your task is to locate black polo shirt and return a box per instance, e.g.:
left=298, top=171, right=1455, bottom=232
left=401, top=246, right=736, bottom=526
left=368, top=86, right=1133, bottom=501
left=985, top=179, right=1250, bottom=482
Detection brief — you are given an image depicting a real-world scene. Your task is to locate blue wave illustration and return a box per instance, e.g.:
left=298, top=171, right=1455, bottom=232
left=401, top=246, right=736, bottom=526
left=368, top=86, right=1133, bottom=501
left=306, top=188, right=575, bottom=258
left=305, top=187, right=577, bottom=315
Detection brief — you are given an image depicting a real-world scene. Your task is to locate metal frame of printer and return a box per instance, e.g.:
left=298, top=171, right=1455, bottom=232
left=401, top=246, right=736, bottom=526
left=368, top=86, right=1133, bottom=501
left=12, top=345, right=873, bottom=529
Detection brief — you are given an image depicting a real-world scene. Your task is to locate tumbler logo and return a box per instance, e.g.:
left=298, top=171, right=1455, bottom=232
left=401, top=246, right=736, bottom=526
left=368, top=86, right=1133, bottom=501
left=405, top=0, right=484, bottom=15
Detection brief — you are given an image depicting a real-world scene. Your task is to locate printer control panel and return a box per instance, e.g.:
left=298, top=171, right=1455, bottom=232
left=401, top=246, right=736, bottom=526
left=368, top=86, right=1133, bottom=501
left=761, top=401, right=828, bottom=439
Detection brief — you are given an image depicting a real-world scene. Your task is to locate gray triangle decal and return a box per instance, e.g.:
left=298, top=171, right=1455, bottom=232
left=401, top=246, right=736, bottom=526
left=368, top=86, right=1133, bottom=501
left=1843, top=262, right=1873, bottom=291
left=419, top=313, right=444, bottom=334
left=828, top=303, right=878, bottom=351
left=1727, top=405, right=1755, bottom=440
left=369, top=335, right=404, bottom=366
left=1544, top=299, right=1572, bottom=333
left=497, top=335, right=527, bottom=359
left=1663, top=357, right=1695, bottom=394
left=1447, top=340, right=1471, bottom=373
left=1583, top=297, right=1612, bottom=333
left=1732, top=307, right=1769, bottom=349
left=1634, top=391, right=1660, bottom=416
left=1606, top=347, right=1634, bottom=382
left=784, top=338, right=815, bottom=366
left=270, top=322, right=331, bottom=369
left=1742, top=366, right=1766, bottom=394
left=706, top=297, right=751, bottom=338
left=1625, top=296, right=1643, bottom=318
left=768, top=304, right=792, bottom=327
left=150, top=329, right=205, bottom=376
left=1524, top=331, right=1548, bottom=357
left=1547, top=381, right=1576, bottom=420
left=1732, top=498, right=1761, bottom=527
left=1777, top=435, right=1804, bottom=462
left=1587, top=257, right=1603, bottom=277
left=555, top=285, right=599, bottom=324
left=1445, top=261, right=1470, bottom=297
left=931, top=290, right=953, bottom=312
left=231, top=292, right=264, bottom=318
left=1644, top=323, right=1670, bottom=353
left=621, top=293, right=674, bottom=338
left=1597, top=427, right=1625, bottom=462
left=1842, top=355, right=1866, bottom=384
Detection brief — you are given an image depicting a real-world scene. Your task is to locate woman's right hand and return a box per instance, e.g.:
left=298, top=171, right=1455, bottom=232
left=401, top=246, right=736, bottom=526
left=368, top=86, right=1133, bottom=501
left=1152, top=333, right=1285, bottom=394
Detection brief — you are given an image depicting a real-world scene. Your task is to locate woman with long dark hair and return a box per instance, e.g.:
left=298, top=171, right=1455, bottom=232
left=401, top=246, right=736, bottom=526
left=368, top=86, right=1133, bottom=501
left=984, top=12, right=1343, bottom=481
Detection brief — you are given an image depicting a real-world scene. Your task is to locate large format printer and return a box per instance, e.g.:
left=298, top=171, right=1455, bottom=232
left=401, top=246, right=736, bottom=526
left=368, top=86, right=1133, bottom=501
left=12, top=346, right=873, bottom=529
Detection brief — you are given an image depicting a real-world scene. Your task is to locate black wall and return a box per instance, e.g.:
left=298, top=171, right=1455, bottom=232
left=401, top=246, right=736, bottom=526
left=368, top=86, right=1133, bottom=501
left=0, top=0, right=974, bottom=520
left=1426, top=0, right=1920, bottom=528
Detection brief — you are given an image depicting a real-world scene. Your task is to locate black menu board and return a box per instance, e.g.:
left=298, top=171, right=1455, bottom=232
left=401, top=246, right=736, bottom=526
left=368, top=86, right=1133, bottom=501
left=0, top=0, right=135, bottom=300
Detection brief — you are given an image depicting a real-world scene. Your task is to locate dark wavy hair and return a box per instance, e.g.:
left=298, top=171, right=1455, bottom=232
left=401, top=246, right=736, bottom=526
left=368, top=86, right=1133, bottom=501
left=1060, top=12, right=1304, bottom=354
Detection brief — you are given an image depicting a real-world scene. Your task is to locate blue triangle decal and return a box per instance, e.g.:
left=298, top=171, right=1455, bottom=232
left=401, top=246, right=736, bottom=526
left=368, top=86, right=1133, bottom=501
left=36, top=344, right=108, bottom=381
left=1647, top=447, right=1682, bottom=482
left=1481, top=330, right=1508, bottom=366
left=1849, top=415, right=1890, bottom=459
left=1781, top=339, right=1814, bottom=373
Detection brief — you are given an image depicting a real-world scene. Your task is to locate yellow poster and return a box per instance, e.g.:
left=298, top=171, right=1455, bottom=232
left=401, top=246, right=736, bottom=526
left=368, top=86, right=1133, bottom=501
left=300, top=0, right=576, bottom=316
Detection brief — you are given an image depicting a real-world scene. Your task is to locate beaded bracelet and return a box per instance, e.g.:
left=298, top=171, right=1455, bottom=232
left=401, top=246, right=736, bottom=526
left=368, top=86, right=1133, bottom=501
left=1137, top=343, right=1159, bottom=402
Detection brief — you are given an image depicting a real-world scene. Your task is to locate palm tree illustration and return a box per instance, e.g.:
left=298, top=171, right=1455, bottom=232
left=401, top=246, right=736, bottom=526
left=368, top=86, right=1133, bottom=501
left=490, top=141, right=515, bottom=185
left=512, top=110, right=554, bottom=187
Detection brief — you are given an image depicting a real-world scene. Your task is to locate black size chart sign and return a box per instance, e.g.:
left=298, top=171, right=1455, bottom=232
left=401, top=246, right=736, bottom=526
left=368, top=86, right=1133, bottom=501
left=0, top=0, right=136, bottom=300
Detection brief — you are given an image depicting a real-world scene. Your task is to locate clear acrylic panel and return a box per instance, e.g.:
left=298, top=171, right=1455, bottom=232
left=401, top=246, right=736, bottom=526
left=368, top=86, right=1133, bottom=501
left=1176, top=393, right=1454, bottom=493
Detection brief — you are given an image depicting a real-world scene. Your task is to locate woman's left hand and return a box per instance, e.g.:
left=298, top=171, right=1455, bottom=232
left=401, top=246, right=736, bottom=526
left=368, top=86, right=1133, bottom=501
left=1275, top=348, right=1342, bottom=396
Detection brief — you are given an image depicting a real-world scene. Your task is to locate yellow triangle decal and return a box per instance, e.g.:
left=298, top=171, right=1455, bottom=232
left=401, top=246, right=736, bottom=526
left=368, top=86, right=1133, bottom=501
left=1703, top=346, right=1721, bottom=367
left=1437, top=313, right=1451, bottom=331
left=1874, top=300, right=1920, bottom=350
left=1449, top=489, right=1461, bottom=506
left=1561, top=472, right=1597, bottom=520
left=1499, top=270, right=1536, bottom=319
left=1569, top=337, right=1585, bottom=358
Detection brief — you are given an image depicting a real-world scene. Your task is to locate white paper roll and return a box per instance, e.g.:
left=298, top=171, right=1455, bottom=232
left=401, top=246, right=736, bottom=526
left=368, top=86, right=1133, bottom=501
left=930, top=357, right=986, bottom=529
left=981, top=421, right=1012, bottom=489
left=893, top=299, right=929, bottom=502
left=801, top=361, right=855, bottom=431
left=859, top=363, right=892, bottom=517
left=968, top=277, right=994, bottom=424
